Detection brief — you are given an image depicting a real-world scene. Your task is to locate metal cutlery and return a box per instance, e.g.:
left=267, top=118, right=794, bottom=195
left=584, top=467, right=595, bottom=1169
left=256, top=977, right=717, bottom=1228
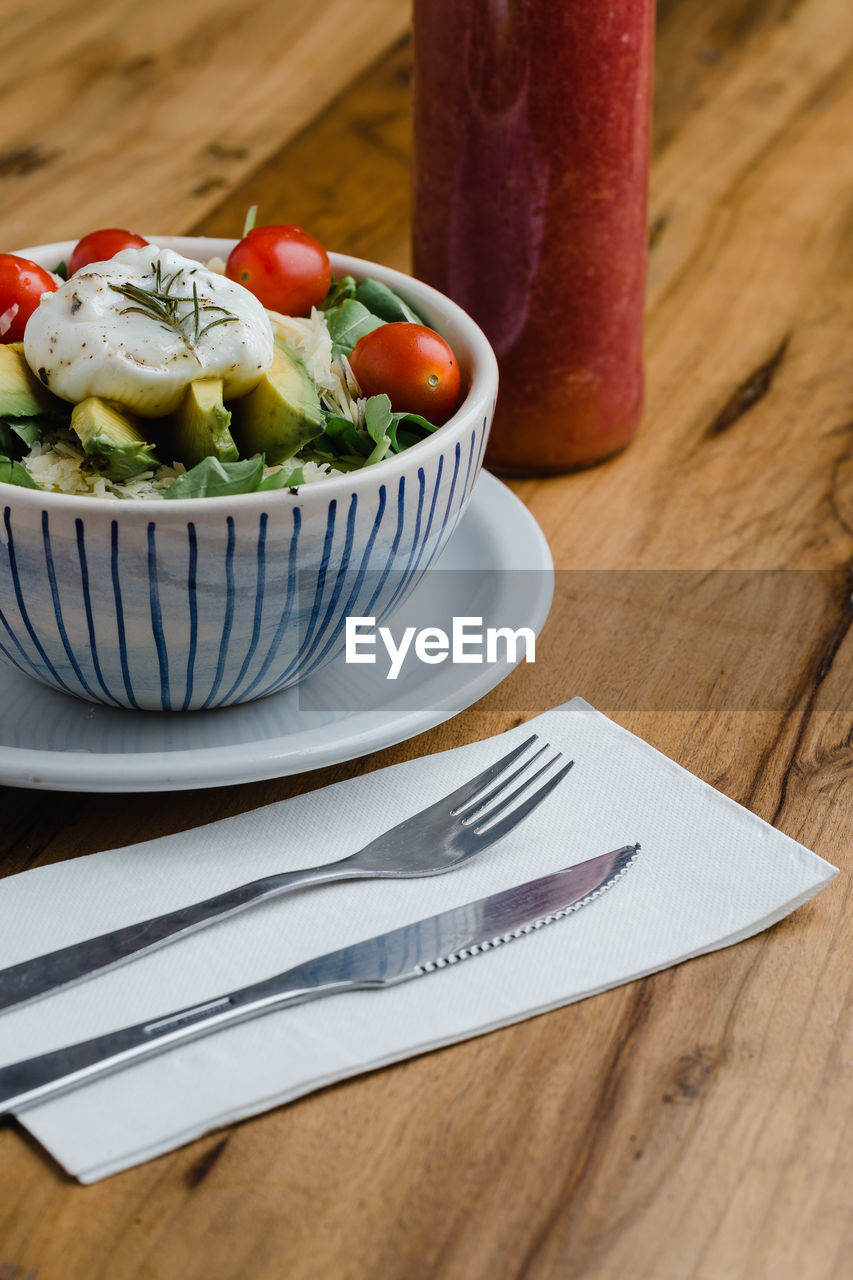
left=0, top=734, right=573, bottom=1012
left=0, top=843, right=639, bottom=1115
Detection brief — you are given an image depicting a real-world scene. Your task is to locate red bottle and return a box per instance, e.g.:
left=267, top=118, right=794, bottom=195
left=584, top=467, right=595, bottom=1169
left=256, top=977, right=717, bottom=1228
left=412, top=0, right=655, bottom=473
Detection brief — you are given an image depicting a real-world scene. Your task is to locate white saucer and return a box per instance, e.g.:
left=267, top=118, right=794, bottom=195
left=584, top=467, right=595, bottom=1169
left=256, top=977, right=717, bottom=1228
left=0, top=473, right=553, bottom=792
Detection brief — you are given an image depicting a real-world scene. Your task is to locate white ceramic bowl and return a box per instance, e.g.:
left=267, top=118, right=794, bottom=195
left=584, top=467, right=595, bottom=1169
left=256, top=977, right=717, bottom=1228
left=0, top=237, right=498, bottom=710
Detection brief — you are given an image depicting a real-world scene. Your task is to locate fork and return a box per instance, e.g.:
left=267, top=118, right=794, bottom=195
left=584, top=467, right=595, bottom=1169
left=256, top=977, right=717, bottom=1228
left=0, top=735, right=573, bottom=1013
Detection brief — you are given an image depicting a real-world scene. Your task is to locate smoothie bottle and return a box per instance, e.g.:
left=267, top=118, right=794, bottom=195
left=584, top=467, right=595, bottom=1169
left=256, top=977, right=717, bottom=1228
left=412, top=0, right=655, bottom=473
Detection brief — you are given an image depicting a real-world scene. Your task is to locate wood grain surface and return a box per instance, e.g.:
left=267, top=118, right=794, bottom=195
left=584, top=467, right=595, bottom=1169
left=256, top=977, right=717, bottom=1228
left=1, top=0, right=852, bottom=1277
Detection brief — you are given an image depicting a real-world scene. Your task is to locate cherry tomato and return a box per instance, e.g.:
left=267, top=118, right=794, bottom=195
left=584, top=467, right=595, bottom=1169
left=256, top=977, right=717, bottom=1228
left=69, top=228, right=148, bottom=275
left=349, top=322, right=461, bottom=424
left=225, top=225, right=332, bottom=316
left=0, top=255, right=59, bottom=343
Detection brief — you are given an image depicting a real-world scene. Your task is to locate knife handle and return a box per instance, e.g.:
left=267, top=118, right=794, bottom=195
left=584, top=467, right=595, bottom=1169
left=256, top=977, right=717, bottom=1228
left=0, top=970, right=347, bottom=1116
left=0, top=860, right=355, bottom=1012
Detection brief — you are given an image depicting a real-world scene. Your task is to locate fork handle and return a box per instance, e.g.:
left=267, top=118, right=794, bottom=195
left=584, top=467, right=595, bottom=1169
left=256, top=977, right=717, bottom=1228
left=0, top=860, right=357, bottom=1013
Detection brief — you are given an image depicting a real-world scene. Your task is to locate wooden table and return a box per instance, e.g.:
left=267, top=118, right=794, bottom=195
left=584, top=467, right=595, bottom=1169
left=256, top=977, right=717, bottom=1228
left=1, top=0, right=851, bottom=1275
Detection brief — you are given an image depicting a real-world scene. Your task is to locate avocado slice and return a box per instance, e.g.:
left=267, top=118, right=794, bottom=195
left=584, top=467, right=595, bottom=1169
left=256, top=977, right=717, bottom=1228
left=71, top=397, right=160, bottom=481
left=161, top=378, right=238, bottom=469
left=229, top=341, right=324, bottom=465
left=0, top=344, right=68, bottom=419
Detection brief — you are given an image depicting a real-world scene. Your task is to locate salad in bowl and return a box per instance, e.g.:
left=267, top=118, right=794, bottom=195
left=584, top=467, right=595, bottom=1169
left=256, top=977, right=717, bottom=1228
left=0, top=225, right=498, bottom=710
left=0, top=222, right=464, bottom=502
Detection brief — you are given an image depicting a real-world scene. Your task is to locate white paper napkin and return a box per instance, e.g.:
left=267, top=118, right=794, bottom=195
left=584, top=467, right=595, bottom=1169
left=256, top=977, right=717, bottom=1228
left=0, top=698, right=838, bottom=1182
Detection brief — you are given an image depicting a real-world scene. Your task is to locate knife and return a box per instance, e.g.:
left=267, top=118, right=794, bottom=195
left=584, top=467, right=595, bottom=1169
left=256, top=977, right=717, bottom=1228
left=0, top=843, right=638, bottom=1116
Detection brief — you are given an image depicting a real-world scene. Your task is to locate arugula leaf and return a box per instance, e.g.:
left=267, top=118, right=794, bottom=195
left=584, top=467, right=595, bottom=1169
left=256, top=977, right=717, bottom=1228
left=299, top=445, right=366, bottom=473
left=0, top=424, right=16, bottom=459
left=365, top=435, right=392, bottom=466
left=322, top=413, right=373, bottom=458
left=363, top=394, right=393, bottom=444
left=163, top=455, right=266, bottom=499
left=258, top=465, right=305, bottom=491
left=355, top=278, right=426, bottom=325
left=306, top=448, right=366, bottom=473
left=360, top=396, right=440, bottom=457
left=362, top=394, right=392, bottom=463
left=242, top=205, right=259, bottom=237
left=10, top=418, right=44, bottom=448
left=392, top=427, right=423, bottom=452
left=0, top=416, right=44, bottom=457
left=383, top=410, right=439, bottom=456
left=0, top=455, right=41, bottom=489
left=309, top=396, right=441, bottom=474
left=319, top=275, right=357, bottom=311
left=306, top=432, right=337, bottom=458
left=390, top=409, right=440, bottom=437
left=324, top=299, right=385, bottom=360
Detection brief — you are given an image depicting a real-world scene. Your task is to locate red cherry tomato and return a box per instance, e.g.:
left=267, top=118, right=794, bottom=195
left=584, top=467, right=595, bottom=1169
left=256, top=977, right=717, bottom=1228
left=0, top=255, right=59, bottom=343
left=225, top=225, right=332, bottom=316
left=349, top=323, right=462, bottom=424
left=69, top=228, right=148, bottom=275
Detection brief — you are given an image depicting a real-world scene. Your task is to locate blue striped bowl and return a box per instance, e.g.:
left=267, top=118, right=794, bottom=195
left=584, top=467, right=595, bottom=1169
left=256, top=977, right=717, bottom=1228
left=0, top=238, right=498, bottom=710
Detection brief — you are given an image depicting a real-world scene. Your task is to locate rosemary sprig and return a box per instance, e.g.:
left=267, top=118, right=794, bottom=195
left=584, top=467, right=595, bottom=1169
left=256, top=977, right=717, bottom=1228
left=197, top=314, right=241, bottom=341
left=108, top=260, right=239, bottom=352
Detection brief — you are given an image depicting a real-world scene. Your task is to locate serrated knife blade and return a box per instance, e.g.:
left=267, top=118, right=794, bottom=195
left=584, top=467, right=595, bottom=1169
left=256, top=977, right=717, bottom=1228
left=0, top=844, right=639, bottom=1116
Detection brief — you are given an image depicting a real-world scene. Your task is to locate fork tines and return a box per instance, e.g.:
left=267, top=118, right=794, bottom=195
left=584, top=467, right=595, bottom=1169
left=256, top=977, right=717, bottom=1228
left=449, top=734, right=574, bottom=838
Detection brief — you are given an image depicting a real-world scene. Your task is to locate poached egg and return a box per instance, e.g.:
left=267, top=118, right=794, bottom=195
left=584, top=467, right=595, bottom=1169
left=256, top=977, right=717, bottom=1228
left=24, top=246, right=275, bottom=417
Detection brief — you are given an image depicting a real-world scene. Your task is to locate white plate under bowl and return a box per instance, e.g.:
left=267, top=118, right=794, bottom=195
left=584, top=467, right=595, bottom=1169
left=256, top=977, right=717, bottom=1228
left=0, top=473, right=552, bottom=792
